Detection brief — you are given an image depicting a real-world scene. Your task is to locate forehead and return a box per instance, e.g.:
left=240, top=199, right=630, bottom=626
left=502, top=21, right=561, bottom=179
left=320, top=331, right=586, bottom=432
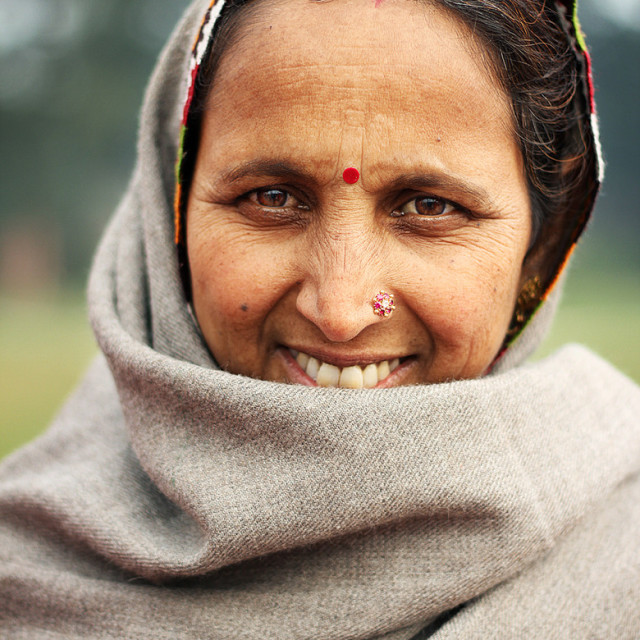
left=201, top=0, right=517, bottom=179
left=211, top=0, right=506, bottom=104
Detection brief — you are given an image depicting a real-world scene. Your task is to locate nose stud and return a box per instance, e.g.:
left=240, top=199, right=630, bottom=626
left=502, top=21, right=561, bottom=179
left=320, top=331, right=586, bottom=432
left=372, top=291, right=396, bottom=317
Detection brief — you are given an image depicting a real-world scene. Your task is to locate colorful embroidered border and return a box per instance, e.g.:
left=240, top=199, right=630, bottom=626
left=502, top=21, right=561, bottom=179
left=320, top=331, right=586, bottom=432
left=555, top=0, right=604, bottom=183
left=174, top=0, right=227, bottom=245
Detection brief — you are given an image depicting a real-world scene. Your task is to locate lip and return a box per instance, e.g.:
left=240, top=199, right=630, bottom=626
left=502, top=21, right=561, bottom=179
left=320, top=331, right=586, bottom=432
left=277, top=346, right=416, bottom=388
left=285, top=345, right=408, bottom=369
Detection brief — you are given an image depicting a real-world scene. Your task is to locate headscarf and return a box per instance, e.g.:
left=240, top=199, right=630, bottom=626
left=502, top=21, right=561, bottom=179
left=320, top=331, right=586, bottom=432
left=1, top=1, right=638, bottom=639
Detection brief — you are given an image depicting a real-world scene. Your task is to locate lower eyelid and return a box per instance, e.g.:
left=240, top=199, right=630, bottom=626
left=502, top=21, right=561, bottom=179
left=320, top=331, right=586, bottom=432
left=235, top=198, right=311, bottom=227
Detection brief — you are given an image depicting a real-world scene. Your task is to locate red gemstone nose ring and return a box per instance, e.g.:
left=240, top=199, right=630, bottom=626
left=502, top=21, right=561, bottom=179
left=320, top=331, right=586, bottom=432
left=372, top=291, right=396, bottom=317
left=342, top=167, right=360, bottom=184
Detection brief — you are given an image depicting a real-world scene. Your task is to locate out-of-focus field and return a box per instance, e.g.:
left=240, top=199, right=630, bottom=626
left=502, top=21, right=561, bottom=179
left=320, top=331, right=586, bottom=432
left=1, top=292, right=96, bottom=459
left=1, top=266, right=639, bottom=461
left=536, top=267, right=640, bottom=379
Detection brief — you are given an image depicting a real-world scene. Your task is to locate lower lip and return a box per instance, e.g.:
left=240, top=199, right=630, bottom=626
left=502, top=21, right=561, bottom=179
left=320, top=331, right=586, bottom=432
left=277, top=347, right=415, bottom=388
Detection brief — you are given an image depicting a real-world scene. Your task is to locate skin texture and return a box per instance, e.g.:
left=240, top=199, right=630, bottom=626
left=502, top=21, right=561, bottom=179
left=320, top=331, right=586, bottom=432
left=186, top=0, right=533, bottom=386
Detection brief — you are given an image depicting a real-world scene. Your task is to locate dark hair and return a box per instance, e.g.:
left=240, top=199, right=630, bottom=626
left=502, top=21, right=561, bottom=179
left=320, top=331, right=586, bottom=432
left=187, top=0, right=598, bottom=289
left=435, top=0, right=597, bottom=288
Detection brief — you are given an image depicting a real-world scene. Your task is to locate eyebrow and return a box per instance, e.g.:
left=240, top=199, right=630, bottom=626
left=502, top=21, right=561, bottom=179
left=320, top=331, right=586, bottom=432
left=385, top=172, right=495, bottom=209
left=221, top=160, right=317, bottom=185
left=220, top=160, right=496, bottom=209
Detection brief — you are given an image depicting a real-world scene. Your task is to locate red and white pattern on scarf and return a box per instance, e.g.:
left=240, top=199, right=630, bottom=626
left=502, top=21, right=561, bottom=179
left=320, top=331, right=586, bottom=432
left=174, top=0, right=226, bottom=244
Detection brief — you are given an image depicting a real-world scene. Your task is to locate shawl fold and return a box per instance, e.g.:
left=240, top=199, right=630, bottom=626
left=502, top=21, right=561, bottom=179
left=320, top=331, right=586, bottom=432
left=1, top=0, right=639, bottom=638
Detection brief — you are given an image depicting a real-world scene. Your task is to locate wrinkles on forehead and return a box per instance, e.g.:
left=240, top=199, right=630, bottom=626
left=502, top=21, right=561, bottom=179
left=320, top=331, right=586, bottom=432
left=195, top=0, right=518, bottom=184
left=204, top=10, right=514, bottom=184
left=207, top=0, right=511, bottom=125
left=191, top=0, right=525, bottom=219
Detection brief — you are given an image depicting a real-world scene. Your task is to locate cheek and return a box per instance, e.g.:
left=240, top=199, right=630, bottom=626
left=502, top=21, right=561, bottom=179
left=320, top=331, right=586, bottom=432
left=451, top=264, right=520, bottom=334
left=406, top=235, right=526, bottom=374
left=187, top=218, right=296, bottom=355
left=419, top=266, right=517, bottom=335
left=190, top=237, right=259, bottom=317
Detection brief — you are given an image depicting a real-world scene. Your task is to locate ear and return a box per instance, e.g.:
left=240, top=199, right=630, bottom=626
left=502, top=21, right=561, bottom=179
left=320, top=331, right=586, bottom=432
left=507, top=196, right=568, bottom=342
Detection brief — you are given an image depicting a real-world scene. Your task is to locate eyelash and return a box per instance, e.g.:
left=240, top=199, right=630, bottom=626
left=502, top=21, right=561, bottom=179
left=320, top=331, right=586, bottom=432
left=247, top=188, right=310, bottom=211
left=390, top=196, right=458, bottom=218
left=241, top=187, right=465, bottom=220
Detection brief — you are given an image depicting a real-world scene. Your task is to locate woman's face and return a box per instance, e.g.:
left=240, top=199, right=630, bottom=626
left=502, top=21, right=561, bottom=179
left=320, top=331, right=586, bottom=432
left=187, top=0, right=533, bottom=387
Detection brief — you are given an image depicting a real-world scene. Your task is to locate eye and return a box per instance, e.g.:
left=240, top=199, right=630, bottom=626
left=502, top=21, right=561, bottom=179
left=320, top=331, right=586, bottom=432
left=235, top=185, right=311, bottom=227
left=391, top=195, right=456, bottom=218
left=254, top=188, right=289, bottom=207
left=250, top=187, right=307, bottom=209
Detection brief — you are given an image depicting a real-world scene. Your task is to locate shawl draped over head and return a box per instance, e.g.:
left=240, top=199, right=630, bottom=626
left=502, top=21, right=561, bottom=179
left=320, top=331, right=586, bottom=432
left=1, top=1, right=639, bottom=638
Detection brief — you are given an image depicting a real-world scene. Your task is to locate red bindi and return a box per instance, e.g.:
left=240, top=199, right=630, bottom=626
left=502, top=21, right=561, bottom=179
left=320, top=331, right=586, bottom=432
left=342, top=167, right=360, bottom=184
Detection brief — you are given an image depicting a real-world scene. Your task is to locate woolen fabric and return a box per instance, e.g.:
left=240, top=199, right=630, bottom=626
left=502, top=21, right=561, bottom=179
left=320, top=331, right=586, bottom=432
left=1, top=1, right=639, bottom=638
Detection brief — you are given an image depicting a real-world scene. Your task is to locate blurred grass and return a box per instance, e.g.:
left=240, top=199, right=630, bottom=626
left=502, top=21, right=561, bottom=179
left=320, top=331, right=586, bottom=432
left=536, top=266, right=640, bottom=381
left=1, top=291, right=96, bottom=460
left=1, top=264, right=639, bottom=461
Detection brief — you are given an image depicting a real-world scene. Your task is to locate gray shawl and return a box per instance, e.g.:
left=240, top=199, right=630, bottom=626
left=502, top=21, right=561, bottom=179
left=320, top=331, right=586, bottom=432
left=1, top=1, right=639, bottom=638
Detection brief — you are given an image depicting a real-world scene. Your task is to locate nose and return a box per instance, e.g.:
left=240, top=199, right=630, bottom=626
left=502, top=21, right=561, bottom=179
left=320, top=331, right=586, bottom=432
left=295, top=230, right=390, bottom=342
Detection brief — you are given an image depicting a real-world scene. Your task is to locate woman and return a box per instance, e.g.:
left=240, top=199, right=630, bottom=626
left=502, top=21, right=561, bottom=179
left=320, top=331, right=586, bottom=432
left=1, top=0, right=639, bottom=637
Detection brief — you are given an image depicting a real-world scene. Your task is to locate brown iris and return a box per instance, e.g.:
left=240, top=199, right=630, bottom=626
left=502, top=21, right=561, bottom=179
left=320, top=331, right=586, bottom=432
left=256, top=188, right=288, bottom=207
left=415, top=196, right=447, bottom=216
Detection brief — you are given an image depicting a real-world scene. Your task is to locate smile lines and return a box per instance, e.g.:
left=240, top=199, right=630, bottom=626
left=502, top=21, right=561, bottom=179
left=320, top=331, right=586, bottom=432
left=291, top=349, right=400, bottom=388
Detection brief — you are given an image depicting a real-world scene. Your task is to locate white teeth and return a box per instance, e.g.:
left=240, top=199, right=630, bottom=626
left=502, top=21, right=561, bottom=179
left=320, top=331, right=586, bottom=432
left=339, top=366, right=364, bottom=389
left=296, top=351, right=309, bottom=369
left=377, top=360, right=390, bottom=381
left=316, top=362, right=341, bottom=387
left=306, top=357, right=320, bottom=380
left=293, top=349, right=401, bottom=388
left=362, top=363, right=378, bottom=388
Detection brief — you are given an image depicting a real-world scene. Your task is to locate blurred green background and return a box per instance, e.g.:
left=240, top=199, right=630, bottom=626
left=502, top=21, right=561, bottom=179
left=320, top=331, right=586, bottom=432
left=1, top=0, right=639, bottom=460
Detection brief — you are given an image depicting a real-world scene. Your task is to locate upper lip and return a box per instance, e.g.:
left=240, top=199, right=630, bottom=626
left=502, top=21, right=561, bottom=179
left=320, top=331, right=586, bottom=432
left=284, top=345, right=408, bottom=368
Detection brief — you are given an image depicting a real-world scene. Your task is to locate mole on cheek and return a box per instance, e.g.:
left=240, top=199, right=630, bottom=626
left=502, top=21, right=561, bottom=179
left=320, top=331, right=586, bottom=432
left=240, top=304, right=249, bottom=312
